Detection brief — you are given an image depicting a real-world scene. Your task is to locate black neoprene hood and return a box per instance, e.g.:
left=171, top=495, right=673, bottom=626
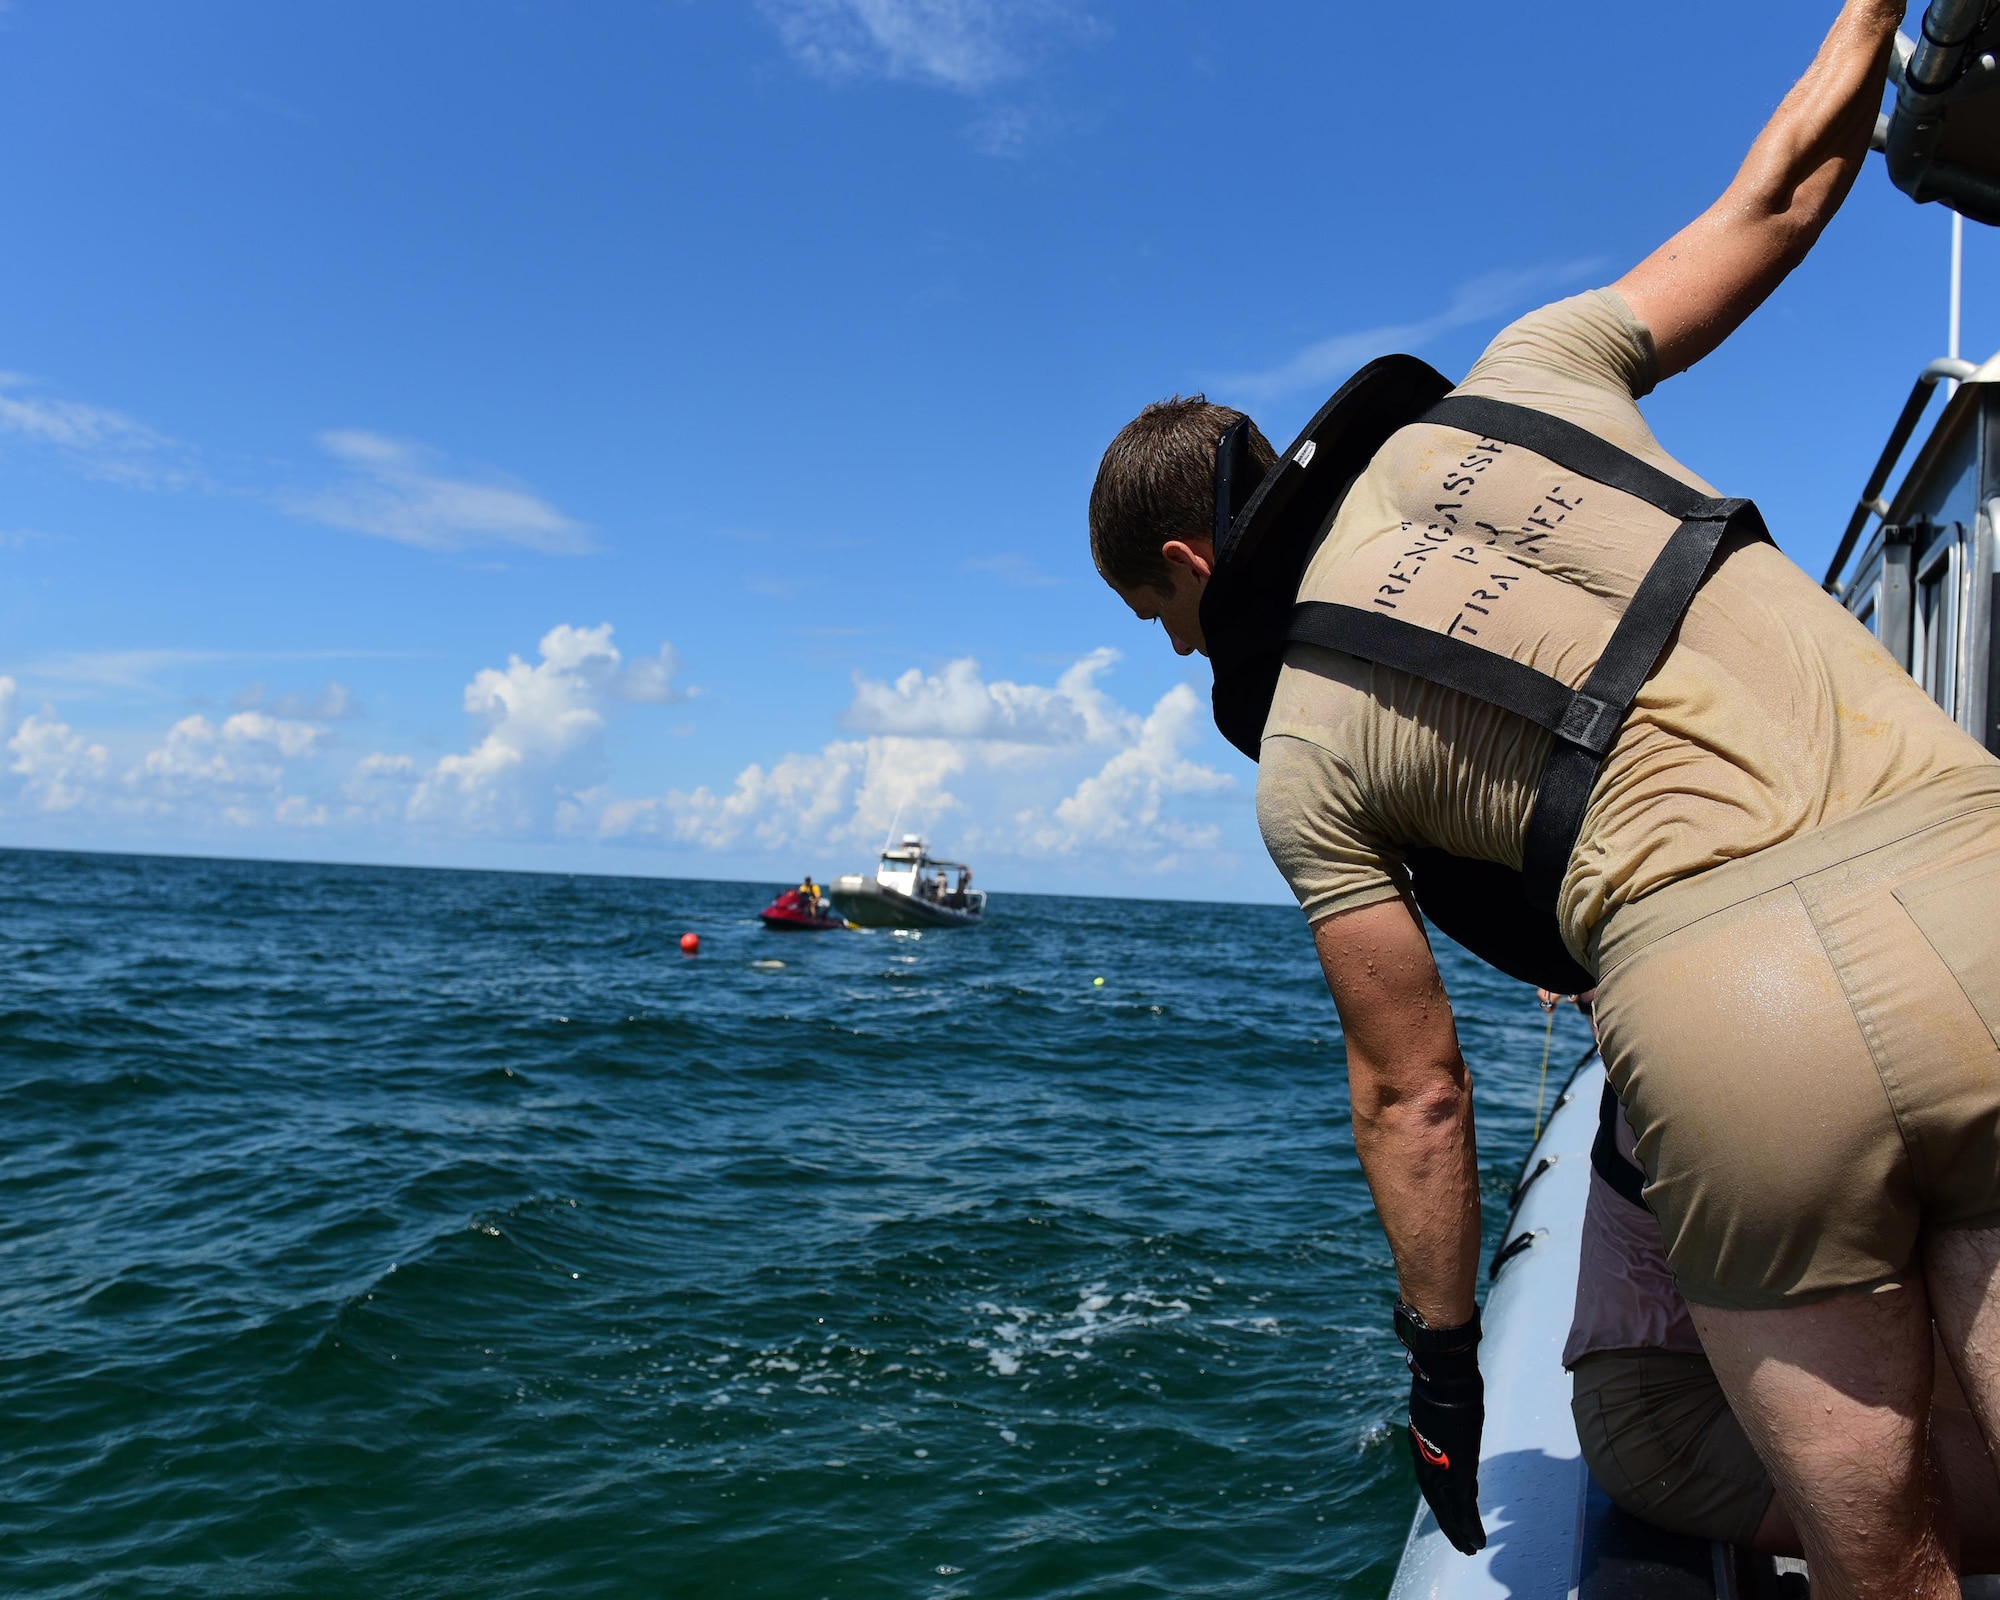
left=1199, top=356, right=1453, bottom=762
left=1192, top=356, right=1600, bottom=994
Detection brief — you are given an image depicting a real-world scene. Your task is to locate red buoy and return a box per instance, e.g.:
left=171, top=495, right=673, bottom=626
left=679, top=932, right=700, bottom=954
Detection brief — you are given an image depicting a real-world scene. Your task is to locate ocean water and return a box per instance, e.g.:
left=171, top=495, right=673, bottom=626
left=0, top=849, right=1595, bottom=1599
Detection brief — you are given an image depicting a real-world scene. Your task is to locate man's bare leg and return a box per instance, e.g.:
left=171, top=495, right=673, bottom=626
left=1693, top=1278, right=1957, bottom=1599
left=1743, top=1329, right=2000, bottom=1569
left=1927, top=1226, right=2000, bottom=1570
left=1933, top=1335, right=2000, bottom=1573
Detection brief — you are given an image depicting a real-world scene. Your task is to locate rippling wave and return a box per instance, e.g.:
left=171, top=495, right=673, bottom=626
left=0, top=849, right=1593, bottom=1598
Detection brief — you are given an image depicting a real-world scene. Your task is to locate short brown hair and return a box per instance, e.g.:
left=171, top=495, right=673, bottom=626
left=1088, top=395, right=1276, bottom=591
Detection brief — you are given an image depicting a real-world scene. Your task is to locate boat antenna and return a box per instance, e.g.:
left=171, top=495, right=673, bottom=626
left=882, top=798, right=904, bottom=853
left=1949, top=208, right=1965, bottom=398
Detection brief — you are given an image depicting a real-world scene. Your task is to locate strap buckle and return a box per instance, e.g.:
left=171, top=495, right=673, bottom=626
left=1555, top=692, right=1619, bottom=755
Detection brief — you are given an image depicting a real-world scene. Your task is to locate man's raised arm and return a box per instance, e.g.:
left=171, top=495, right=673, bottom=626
left=1615, top=0, right=1904, bottom=378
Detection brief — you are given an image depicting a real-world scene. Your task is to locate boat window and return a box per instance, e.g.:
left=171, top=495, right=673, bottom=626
left=1915, top=538, right=1961, bottom=719
left=1902, top=408, right=1981, bottom=531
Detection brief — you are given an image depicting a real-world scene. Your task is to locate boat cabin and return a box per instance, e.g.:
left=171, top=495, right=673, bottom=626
left=832, top=836, right=987, bottom=928
left=1830, top=353, right=2000, bottom=744
left=876, top=836, right=978, bottom=908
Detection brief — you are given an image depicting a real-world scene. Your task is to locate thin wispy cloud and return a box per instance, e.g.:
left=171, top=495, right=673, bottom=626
left=1213, top=259, right=1608, bottom=407
left=763, top=0, right=1098, bottom=94
left=962, top=552, right=1061, bottom=587
left=291, top=431, right=594, bottom=555
left=964, top=99, right=1067, bottom=157
left=235, top=681, right=364, bottom=721
left=16, top=648, right=413, bottom=701
left=25, top=650, right=250, bottom=694
left=0, top=377, right=588, bottom=562
left=0, top=373, right=195, bottom=489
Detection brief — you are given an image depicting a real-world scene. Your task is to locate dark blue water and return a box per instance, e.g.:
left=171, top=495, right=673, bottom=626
left=0, top=849, right=1593, bottom=1598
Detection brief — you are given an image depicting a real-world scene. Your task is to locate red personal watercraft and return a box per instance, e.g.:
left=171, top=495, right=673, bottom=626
left=758, top=888, right=846, bottom=930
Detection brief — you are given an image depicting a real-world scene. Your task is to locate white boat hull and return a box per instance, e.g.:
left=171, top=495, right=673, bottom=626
left=1389, top=1064, right=1598, bottom=1600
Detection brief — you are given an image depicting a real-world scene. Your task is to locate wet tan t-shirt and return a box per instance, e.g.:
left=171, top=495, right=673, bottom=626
left=1257, top=289, right=1993, bottom=953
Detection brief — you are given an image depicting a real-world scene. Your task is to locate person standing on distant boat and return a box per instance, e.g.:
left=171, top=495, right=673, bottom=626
left=1086, top=2, right=2000, bottom=1591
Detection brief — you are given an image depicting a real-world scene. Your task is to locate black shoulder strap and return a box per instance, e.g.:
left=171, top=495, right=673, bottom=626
left=1590, top=1081, right=1648, bottom=1210
left=1420, top=396, right=1710, bottom=520
left=1284, top=398, right=1773, bottom=912
left=1518, top=495, right=1768, bottom=903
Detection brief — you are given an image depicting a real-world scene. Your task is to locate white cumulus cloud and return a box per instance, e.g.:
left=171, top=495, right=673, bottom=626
left=0, top=632, right=1239, bottom=882
left=0, top=677, right=338, bottom=828
left=398, top=623, right=680, bottom=833
left=1043, top=683, right=1230, bottom=855
left=613, top=643, right=685, bottom=706
left=0, top=625, right=677, bottom=839
left=606, top=733, right=970, bottom=854
left=130, top=712, right=325, bottom=804
left=604, top=650, right=1232, bottom=870
left=843, top=648, right=1126, bottom=743
left=2, top=676, right=114, bottom=813
left=9, top=711, right=111, bottom=813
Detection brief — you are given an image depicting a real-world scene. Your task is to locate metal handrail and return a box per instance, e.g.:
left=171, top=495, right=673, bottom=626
left=1821, top=357, right=1979, bottom=591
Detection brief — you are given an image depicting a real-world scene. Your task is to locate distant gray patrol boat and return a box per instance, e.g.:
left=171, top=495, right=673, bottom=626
left=830, top=836, right=986, bottom=929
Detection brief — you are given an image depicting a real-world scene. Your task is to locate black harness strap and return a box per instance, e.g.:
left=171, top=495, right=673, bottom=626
left=1287, top=603, right=1591, bottom=744
left=1519, top=495, right=1769, bottom=905
left=1591, top=1081, right=1649, bottom=1210
left=1420, top=396, right=1711, bottom=521
left=1283, top=396, right=1774, bottom=913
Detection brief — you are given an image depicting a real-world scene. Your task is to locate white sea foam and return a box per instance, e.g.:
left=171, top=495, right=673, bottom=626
left=970, top=1282, right=1196, bottom=1379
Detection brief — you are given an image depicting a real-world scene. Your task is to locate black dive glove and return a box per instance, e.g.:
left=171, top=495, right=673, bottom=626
left=1395, top=1301, right=1487, bottom=1555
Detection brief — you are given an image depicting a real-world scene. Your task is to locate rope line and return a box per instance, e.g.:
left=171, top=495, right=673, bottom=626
left=1531, top=1002, right=1555, bottom=1141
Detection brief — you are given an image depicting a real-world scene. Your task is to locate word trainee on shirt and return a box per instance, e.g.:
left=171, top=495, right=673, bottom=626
left=1369, top=435, right=1585, bottom=641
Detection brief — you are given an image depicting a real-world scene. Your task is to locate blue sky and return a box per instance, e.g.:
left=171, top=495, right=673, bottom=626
left=0, top=1, right=1988, bottom=901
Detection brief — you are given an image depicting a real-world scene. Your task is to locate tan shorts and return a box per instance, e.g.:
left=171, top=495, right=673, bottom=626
left=1571, top=1350, right=1773, bottom=1545
left=1590, top=765, right=2000, bottom=1309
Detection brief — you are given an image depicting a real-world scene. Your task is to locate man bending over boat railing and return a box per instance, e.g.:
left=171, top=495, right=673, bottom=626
left=1085, top=1, right=2000, bottom=1591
